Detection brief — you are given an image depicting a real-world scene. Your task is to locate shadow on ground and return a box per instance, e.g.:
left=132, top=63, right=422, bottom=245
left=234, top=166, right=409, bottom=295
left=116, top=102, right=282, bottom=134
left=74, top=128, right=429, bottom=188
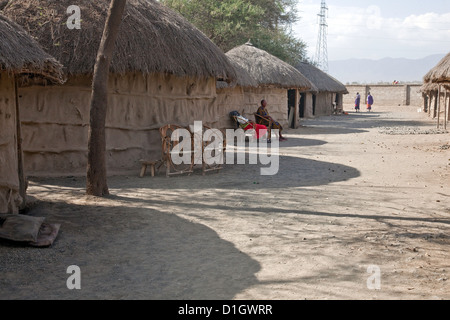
left=29, top=151, right=361, bottom=191
left=0, top=201, right=260, bottom=299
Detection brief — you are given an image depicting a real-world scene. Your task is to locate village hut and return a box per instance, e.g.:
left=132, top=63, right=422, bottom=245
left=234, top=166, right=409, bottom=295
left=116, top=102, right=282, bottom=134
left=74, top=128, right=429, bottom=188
left=216, top=42, right=314, bottom=130
left=0, top=14, right=63, bottom=213
left=422, top=54, right=450, bottom=126
left=419, top=80, right=439, bottom=117
left=2, top=0, right=236, bottom=176
left=295, top=62, right=348, bottom=118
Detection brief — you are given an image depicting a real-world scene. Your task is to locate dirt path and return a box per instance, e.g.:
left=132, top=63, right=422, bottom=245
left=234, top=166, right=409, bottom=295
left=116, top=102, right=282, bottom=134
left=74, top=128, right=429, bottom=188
left=0, top=105, right=448, bottom=300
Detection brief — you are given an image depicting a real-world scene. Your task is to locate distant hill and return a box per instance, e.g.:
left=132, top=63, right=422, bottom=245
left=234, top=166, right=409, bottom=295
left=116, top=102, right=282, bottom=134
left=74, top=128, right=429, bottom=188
left=328, top=54, right=446, bottom=84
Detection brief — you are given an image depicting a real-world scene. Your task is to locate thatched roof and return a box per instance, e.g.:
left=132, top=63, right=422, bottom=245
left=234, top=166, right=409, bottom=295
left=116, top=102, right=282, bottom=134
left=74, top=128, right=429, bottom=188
left=420, top=80, right=450, bottom=94
left=217, top=58, right=258, bottom=89
left=0, top=13, right=63, bottom=82
left=423, top=52, right=450, bottom=84
left=420, top=80, right=438, bottom=94
left=295, top=62, right=347, bottom=94
left=2, top=0, right=236, bottom=81
left=225, top=42, right=313, bottom=90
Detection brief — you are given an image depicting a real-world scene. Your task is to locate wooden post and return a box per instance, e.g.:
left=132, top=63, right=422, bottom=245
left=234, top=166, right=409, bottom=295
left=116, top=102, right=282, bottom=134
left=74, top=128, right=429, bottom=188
left=433, top=91, right=438, bottom=118
left=445, top=89, right=448, bottom=130
left=437, top=85, right=441, bottom=129
left=448, top=90, right=450, bottom=122
left=14, top=76, right=26, bottom=210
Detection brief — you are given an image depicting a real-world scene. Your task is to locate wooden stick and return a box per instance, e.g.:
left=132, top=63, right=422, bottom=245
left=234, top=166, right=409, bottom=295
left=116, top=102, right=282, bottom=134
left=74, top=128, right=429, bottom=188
left=437, top=85, right=441, bottom=128
left=14, top=76, right=26, bottom=210
left=444, top=89, right=447, bottom=130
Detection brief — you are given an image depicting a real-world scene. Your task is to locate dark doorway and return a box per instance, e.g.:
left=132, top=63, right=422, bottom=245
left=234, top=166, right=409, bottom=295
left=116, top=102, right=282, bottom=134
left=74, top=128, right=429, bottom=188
left=312, top=94, right=316, bottom=116
left=299, top=93, right=306, bottom=118
left=288, top=89, right=296, bottom=128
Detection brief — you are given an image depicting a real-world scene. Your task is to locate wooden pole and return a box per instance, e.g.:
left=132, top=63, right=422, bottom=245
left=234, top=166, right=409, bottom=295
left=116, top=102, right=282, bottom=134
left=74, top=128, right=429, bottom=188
left=437, top=85, right=441, bottom=129
left=448, top=90, right=450, bottom=122
left=434, top=91, right=438, bottom=118
left=445, top=89, right=448, bottom=130
left=14, top=76, right=26, bottom=210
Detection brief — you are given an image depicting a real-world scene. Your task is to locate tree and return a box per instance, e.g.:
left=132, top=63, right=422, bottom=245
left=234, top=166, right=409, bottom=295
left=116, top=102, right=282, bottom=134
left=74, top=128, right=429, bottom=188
left=86, top=0, right=127, bottom=196
left=162, top=0, right=308, bottom=65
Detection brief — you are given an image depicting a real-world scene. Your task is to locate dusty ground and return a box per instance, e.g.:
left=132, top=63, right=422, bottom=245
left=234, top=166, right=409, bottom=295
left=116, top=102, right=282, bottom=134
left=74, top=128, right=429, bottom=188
left=0, top=105, right=449, bottom=300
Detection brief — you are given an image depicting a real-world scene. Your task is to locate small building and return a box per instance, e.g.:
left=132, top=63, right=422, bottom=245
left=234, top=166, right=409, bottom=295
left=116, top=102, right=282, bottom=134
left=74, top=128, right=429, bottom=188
left=217, top=42, right=313, bottom=130
left=0, top=14, right=63, bottom=213
left=294, top=62, right=348, bottom=118
left=3, top=0, right=236, bottom=176
left=422, top=53, right=450, bottom=125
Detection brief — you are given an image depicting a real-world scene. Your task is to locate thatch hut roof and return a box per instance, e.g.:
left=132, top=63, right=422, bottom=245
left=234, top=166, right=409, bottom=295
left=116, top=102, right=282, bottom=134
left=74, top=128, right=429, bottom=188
left=295, top=62, right=347, bottom=94
left=420, top=80, right=438, bottom=94
left=2, top=0, right=236, bottom=81
left=217, top=58, right=258, bottom=89
left=0, top=13, right=63, bottom=82
left=225, top=42, right=313, bottom=90
left=423, top=52, right=450, bottom=84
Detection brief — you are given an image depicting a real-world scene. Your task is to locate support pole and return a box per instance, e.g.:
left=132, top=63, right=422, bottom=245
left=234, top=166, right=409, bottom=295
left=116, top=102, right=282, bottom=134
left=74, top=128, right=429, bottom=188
left=14, top=76, right=26, bottom=210
left=437, top=85, right=441, bottom=129
left=444, top=89, right=448, bottom=130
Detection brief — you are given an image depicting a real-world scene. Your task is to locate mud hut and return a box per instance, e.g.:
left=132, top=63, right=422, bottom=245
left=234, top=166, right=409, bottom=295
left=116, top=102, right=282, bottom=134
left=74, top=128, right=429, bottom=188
left=422, top=54, right=450, bottom=126
left=217, top=42, right=313, bottom=130
left=2, top=0, right=236, bottom=176
left=295, top=62, right=348, bottom=118
left=0, top=14, right=63, bottom=213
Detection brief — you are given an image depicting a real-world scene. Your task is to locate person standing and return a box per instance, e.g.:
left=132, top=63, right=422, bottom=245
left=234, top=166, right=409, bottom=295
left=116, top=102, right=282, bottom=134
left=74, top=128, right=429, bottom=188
left=355, top=92, right=361, bottom=112
left=367, top=92, right=374, bottom=112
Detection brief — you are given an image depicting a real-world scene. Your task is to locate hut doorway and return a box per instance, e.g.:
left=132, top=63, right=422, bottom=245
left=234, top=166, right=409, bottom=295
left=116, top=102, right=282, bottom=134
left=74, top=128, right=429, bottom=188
left=312, top=94, right=317, bottom=116
left=299, top=93, right=306, bottom=118
left=288, top=89, right=297, bottom=128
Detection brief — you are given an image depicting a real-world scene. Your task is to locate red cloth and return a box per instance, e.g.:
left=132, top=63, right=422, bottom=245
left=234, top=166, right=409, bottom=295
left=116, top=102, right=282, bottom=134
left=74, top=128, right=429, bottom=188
left=244, top=123, right=267, bottom=139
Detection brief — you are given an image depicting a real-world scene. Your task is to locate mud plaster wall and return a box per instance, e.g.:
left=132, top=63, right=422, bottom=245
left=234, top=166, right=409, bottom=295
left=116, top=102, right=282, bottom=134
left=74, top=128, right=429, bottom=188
left=216, top=86, right=289, bottom=129
left=314, top=92, right=336, bottom=116
left=0, top=72, right=21, bottom=213
left=18, top=73, right=219, bottom=177
left=344, top=84, right=422, bottom=107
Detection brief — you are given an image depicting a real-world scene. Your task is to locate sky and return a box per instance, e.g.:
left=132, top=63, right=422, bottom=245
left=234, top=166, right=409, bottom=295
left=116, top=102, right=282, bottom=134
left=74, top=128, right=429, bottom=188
left=293, top=0, right=450, bottom=61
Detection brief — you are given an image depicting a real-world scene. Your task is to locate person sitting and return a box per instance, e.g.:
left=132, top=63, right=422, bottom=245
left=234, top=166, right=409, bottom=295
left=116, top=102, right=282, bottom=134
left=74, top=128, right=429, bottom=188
left=256, top=100, right=287, bottom=141
left=229, top=111, right=268, bottom=140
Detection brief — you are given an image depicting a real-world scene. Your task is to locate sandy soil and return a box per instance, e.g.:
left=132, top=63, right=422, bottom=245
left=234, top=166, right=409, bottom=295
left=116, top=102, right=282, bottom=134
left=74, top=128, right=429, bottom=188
left=0, top=105, right=449, bottom=300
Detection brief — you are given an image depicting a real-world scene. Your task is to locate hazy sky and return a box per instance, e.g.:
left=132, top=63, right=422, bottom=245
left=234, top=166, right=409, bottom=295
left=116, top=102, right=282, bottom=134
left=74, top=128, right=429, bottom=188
left=294, top=0, right=450, bottom=61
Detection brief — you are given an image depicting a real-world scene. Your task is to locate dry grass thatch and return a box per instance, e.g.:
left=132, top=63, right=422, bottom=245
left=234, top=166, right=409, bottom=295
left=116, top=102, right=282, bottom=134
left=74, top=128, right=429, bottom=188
left=423, top=52, right=450, bottom=84
left=420, top=80, right=438, bottom=94
left=2, top=0, right=236, bottom=81
left=225, top=42, right=313, bottom=90
left=216, top=58, right=258, bottom=89
left=0, top=13, right=63, bottom=82
left=295, top=62, right=347, bottom=94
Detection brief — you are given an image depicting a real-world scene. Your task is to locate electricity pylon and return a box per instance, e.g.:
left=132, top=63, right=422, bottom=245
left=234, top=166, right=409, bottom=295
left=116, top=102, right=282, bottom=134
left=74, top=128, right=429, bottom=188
left=314, top=0, right=329, bottom=72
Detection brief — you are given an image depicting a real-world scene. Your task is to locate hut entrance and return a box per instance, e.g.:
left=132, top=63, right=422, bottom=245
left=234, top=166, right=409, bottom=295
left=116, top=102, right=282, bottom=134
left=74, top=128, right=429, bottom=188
left=312, top=94, right=317, bottom=116
left=288, top=89, right=297, bottom=128
left=299, top=93, right=306, bottom=118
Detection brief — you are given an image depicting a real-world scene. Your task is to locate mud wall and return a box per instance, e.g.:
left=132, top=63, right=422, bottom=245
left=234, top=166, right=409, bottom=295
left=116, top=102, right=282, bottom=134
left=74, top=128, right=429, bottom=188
left=18, top=73, right=219, bottom=177
left=0, top=72, right=21, bottom=213
left=216, top=86, right=289, bottom=129
left=344, top=84, right=422, bottom=107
